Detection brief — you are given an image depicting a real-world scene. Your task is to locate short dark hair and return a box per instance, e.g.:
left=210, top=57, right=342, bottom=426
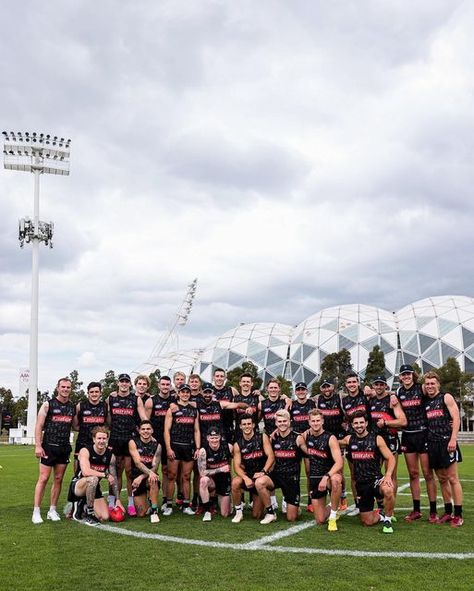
left=87, top=381, right=102, bottom=392
left=160, top=376, right=171, bottom=383
left=238, top=414, right=254, bottom=425
left=139, top=419, right=153, bottom=429
left=345, top=372, right=359, bottom=381
left=214, top=367, right=226, bottom=375
left=350, top=410, right=368, bottom=424
left=240, top=373, right=253, bottom=380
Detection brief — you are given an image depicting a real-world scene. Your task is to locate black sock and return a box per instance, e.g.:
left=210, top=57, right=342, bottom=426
left=454, top=505, right=462, bottom=517
left=177, top=492, right=184, bottom=501
left=377, top=499, right=384, bottom=510
left=162, top=496, right=168, bottom=505
left=266, top=506, right=275, bottom=515
left=429, top=501, right=437, bottom=514
left=210, top=495, right=218, bottom=509
left=413, top=500, right=421, bottom=512
left=202, top=501, right=211, bottom=512
left=444, top=502, right=453, bottom=515
left=183, top=500, right=190, bottom=509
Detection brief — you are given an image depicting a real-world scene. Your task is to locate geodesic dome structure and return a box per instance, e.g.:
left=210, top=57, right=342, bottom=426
left=289, top=304, right=398, bottom=386
left=195, top=322, right=293, bottom=384
left=396, top=295, right=474, bottom=374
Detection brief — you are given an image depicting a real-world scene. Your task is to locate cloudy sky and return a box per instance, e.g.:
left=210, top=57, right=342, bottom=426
left=1, top=0, right=474, bottom=394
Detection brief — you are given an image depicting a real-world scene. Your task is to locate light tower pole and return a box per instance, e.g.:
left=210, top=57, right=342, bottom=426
left=3, top=131, right=71, bottom=441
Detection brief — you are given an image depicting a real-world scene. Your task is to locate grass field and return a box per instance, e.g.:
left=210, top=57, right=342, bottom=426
left=1, top=445, right=472, bottom=591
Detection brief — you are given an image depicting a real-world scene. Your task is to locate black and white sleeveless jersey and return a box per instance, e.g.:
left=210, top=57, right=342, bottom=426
left=237, top=432, right=266, bottom=478
left=272, top=430, right=301, bottom=479
left=424, top=393, right=453, bottom=441
left=305, top=431, right=335, bottom=477
left=109, top=393, right=137, bottom=441
left=396, top=383, right=426, bottom=432
left=347, top=432, right=382, bottom=483
left=43, top=397, right=75, bottom=446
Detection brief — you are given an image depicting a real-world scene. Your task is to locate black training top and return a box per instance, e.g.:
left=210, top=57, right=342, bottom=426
left=237, top=432, right=266, bottom=478
left=76, top=400, right=108, bottom=447
left=169, top=403, right=197, bottom=446
left=424, top=393, right=453, bottom=441
left=316, top=394, right=344, bottom=436
left=42, top=397, right=75, bottom=446
left=261, top=397, right=286, bottom=435
left=109, top=393, right=137, bottom=441
left=347, top=432, right=382, bottom=483
left=272, top=430, right=301, bottom=479
left=396, top=383, right=426, bottom=432
left=305, top=431, right=335, bottom=477
left=290, top=398, right=316, bottom=433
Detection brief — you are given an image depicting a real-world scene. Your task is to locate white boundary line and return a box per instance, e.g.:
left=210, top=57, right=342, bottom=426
left=85, top=480, right=473, bottom=561
left=95, top=523, right=474, bottom=560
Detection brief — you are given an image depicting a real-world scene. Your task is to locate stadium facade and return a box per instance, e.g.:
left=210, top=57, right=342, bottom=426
left=149, top=296, right=474, bottom=388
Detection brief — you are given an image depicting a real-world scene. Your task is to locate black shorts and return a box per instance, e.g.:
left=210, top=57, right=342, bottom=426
left=401, top=430, right=428, bottom=454
left=309, top=476, right=329, bottom=500
left=67, top=476, right=103, bottom=502
left=132, top=475, right=160, bottom=497
left=271, top=474, right=300, bottom=506
left=109, top=438, right=131, bottom=458
left=427, top=440, right=462, bottom=470
left=40, top=443, right=72, bottom=467
left=355, top=478, right=382, bottom=513
left=382, top=433, right=401, bottom=455
left=210, top=473, right=231, bottom=497
left=171, top=443, right=195, bottom=462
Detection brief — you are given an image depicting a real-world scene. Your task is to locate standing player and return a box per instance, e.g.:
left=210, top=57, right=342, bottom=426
left=69, top=426, right=121, bottom=526
left=297, top=409, right=343, bottom=531
left=142, top=375, right=175, bottom=509
left=260, top=379, right=288, bottom=436
left=231, top=415, right=275, bottom=524
left=197, top=382, right=248, bottom=440
left=423, top=372, right=464, bottom=526
left=73, top=381, right=108, bottom=472
left=340, top=412, right=396, bottom=534
left=213, top=368, right=239, bottom=444
left=268, top=410, right=302, bottom=522
left=134, top=374, right=151, bottom=426
left=172, top=371, right=187, bottom=395
left=366, top=376, right=407, bottom=497
left=341, top=372, right=371, bottom=515
left=396, top=364, right=437, bottom=522
left=106, top=373, right=138, bottom=517
left=290, top=382, right=315, bottom=512
left=32, top=377, right=75, bottom=524
left=163, top=384, right=200, bottom=515
left=233, top=373, right=260, bottom=433
left=129, top=420, right=162, bottom=523
left=197, top=426, right=233, bottom=521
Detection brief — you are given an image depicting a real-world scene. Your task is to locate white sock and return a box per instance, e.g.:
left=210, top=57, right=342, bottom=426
left=33, top=506, right=41, bottom=513
left=234, top=504, right=243, bottom=512
left=384, top=515, right=392, bottom=523
left=108, top=495, right=115, bottom=508
left=49, top=505, right=56, bottom=512
left=329, top=509, right=338, bottom=520
left=128, top=496, right=134, bottom=507
left=270, top=495, right=277, bottom=506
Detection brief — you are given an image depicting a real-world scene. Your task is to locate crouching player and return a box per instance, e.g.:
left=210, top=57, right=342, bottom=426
left=340, top=411, right=396, bottom=533
left=129, top=420, right=162, bottom=523
left=297, top=410, right=343, bottom=531
left=69, top=426, right=121, bottom=526
left=197, top=426, right=233, bottom=522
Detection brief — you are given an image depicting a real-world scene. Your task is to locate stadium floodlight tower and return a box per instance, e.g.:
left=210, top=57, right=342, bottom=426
left=2, top=131, right=71, bottom=441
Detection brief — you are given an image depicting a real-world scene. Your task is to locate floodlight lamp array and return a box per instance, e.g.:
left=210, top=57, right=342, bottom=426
left=18, top=218, right=54, bottom=248
left=2, top=131, right=71, bottom=175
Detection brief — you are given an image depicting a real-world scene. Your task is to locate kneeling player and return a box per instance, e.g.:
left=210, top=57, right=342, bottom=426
left=197, top=427, right=233, bottom=521
left=297, top=410, right=343, bottom=531
left=129, top=420, right=162, bottom=523
left=69, top=426, right=121, bottom=526
left=270, top=409, right=302, bottom=522
left=231, top=415, right=275, bottom=524
left=340, top=411, right=396, bottom=533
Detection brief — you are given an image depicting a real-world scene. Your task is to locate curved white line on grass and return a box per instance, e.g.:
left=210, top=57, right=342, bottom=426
left=96, top=524, right=474, bottom=560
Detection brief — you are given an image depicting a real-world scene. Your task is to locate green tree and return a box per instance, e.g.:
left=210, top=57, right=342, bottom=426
left=226, top=362, right=262, bottom=391
left=148, top=370, right=161, bottom=396
left=68, top=369, right=86, bottom=404
left=364, top=345, right=386, bottom=385
left=435, top=357, right=473, bottom=423
left=312, top=349, right=353, bottom=395
left=101, top=370, right=118, bottom=397
left=276, top=375, right=292, bottom=397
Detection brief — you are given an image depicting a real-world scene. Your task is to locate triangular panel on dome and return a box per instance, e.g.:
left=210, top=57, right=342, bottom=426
left=416, top=316, right=434, bottom=330
left=302, top=367, right=318, bottom=386
left=250, top=350, right=267, bottom=367
left=419, top=334, right=437, bottom=353
left=340, top=324, right=359, bottom=341
left=228, top=351, right=245, bottom=368
left=379, top=320, right=395, bottom=334
left=456, top=308, right=474, bottom=323
left=462, top=327, right=474, bottom=350
left=232, top=341, right=249, bottom=355
left=464, top=356, right=474, bottom=373
left=338, top=335, right=356, bottom=351
left=291, top=345, right=302, bottom=362
left=401, top=352, right=418, bottom=367
left=291, top=332, right=303, bottom=345
left=379, top=337, right=395, bottom=355
left=439, top=309, right=461, bottom=323
left=439, top=326, right=462, bottom=350
left=421, top=360, right=437, bottom=373
left=302, top=343, right=317, bottom=361
left=290, top=361, right=301, bottom=377
left=321, top=319, right=339, bottom=332
left=361, top=335, right=379, bottom=352
left=440, top=342, right=461, bottom=364
left=320, top=333, right=338, bottom=351
left=463, top=345, right=474, bottom=362
left=268, top=336, right=285, bottom=348
left=267, top=361, right=285, bottom=377
left=399, top=330, right=416, bottom=347
left=319, top=349, right=329, bottom=365
left=267, top=350, right=284, bottom=366
left=437, top=318, right=458, bottom=337
left=422, top=343, right=441, bottom=366
left=214, top=353, right=228, bottom=368
left=247, top=340, right=267, bottom=356
left=403, top=335, right=419, bottom=356
left=419, top=319, right=438, bottom=338
left=199, top=361, right=210, bottom=373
